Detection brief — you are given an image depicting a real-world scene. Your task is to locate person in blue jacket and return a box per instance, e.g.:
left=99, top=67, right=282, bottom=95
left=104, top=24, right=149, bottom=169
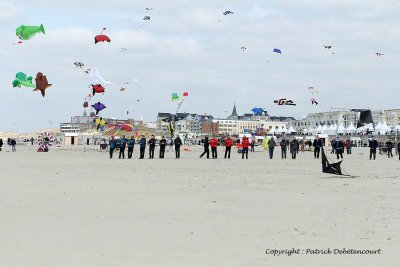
left=119, top=135, right=127, bottom=159
left=127, top=136, right=135, bottom=159
left=109, top=136, right=116, bottom=159
left=138, top=134, right=147, bottom=159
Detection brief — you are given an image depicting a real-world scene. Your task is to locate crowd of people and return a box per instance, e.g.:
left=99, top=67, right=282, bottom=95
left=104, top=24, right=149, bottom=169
left=0, top=138, right=17, bottom=152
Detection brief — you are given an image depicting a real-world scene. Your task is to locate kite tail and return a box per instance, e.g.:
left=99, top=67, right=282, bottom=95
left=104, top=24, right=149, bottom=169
left=40, top=24, right=45, bottom=34
left=92, top=88, right=95, bottom=96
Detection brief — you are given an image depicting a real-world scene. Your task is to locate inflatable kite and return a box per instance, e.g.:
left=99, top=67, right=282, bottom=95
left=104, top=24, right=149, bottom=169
left=95, top=117, right=107, bottom=131
left=323, top=45, right=332, bottom=49
left=90, top=84, right=105, bottom=96
left=12, top=72, right=35, bottom=88
left=34, top=72, right=52, bottom=97
left=92, top=102, right=106, bottom=115
left=37, top=131, right=53, bottom=152
left=16, top=24, right=45, bottom=40
left=88, top=68, right=112, bottom=84
left=94, top=27, right=110, bottom=44
left=223, top=11, right=234, bottom=15
left=183, top=91, right=189, bottom=97
left=105, top=123, right=133, bottom=135
left=171, top=92, right=180, bottom=101
left=251, top=108, right=265, bottom=116
left=273, top=48, right=282, bottom=54
left=274, top=98, right=296, bottom=106
left=74, top=62, right=84, bottom=68
left=311, top=97, right=318, bottom=105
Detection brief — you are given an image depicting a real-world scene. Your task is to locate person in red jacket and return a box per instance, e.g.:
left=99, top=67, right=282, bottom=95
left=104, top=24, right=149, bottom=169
left=224, top=135, right=233, bottom=159
left=241, top=136, right=249, bottom=159
left=210, top=136, right=218, bottom=159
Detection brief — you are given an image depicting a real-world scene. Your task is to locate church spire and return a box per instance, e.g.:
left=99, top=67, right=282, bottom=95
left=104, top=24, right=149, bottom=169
left=227, top=102, right=238, bottom=119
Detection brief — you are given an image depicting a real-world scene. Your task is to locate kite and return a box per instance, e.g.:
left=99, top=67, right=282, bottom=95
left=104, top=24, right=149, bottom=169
left=94, top=27, right=110, bottom=44
left=311, top=97, right=318, bottom=105
left=323, top=45, right=332, bottom=49
left=95, top=117, right=107, bottom=131
left=251, top=107, right=265, bottom=116
left=120, top=87, right=126, bottom=92
left=34, top=72, right=52, bottom=97
left=92, top=102, right=106, bottom=115
left=74, top=62, right=84, bottom=68
left=171, top=92, right=180, bottom=101
left=274, top=98, right=296, bottom=106
left=183, top=91, right=189, bottom=97
left=121, top=48, right=127, bottom=52
left=223, top=11, right=234, bottom=15
left=37, top=131, right=53, bottom=152
left=105, top=123, right=133, bottom=135
left=375, top=53, right=386, bottom=61
left=12, top=72, right=35, bottom=88
left=143, top=16, right=151, bottom=20
left=16, top=24, right=45, bottom=40
left=83, top=94, right=92, bottom=108
left=90, top=111, right=96, bottom=117
left=273, top=48, right=282, bottom=54
left=241, top=47, right=247, bottom=51
left=88, top=68, right=112, bottom=84
left=308, top=86, right=318, bottom=94
left=90, top=84, right=105, bottom=96
left=321, top=148, right=350, bottom=176
left=146, top=7, right=153, bottom=10
left=350, top=109, right=374, bottom=128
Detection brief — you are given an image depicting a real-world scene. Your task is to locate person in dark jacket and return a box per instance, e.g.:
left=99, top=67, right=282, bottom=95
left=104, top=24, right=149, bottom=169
left=148, top=135, right=156, bottom=159
left=385, top=139, right=394, bottom=158
left=138, top=135, right=146, bottom=159
left=267, top=138, right=276, bottom=159
left=200, top=136, right=210, bottom=158
left=241, top=136, right=249, bottom=159
left=280, top=138, right=287, bottom=159
left=0, top=138, right=3, bottom=152
left=109, top=136, right=116, bottom=159
left=398, top=141, right=400, bottom=160
left=210, top=136, right=218, bottom=159
left=159, top=136, right=166, bottom=158
left=11, top=139, right=16, bottom=152
left=224, top=135, right=233, bottom=159
left=127, top=136, right=135, bottom=159
left=313, top=137, right=323, bottom=159
left=290, top=138, right=299, bottom=159
left=250, top=140, right=255, bottom=153
left=174, top=135, right=183, bottom=159
left=333, top=138, right=344, bottom=159
left=119, top=135, right=127, bottom=159
left=369, top=137, right=379, bottom=160
left=345, top=139, right=352, bottom=154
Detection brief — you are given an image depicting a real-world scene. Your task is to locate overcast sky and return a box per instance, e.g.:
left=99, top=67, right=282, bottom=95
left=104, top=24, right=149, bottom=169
left=1, top=0, right=399, bottom=132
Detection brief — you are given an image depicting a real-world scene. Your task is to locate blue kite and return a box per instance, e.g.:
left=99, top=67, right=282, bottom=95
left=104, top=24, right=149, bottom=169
left=251, top=107, right=265, bottom=116
left=273, top=48, right=282, bottom=54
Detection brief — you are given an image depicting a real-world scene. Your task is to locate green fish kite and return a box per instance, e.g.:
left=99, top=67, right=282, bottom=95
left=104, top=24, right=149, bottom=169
left=12, top=72, right=36, bottom=88
left=16, top=24, right=45, bottom=40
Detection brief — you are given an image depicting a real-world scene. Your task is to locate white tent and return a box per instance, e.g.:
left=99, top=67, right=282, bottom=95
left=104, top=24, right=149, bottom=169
left=393, top=125, right=400, bottom=132
left=316, top=125, right=322, bottom=133
left=337, top=124, right=345, bottom=134
left=345, top=123, right=356, bottom=134
left=321, top=125, right=328, bottom=134
left=288, top=125, right=297, bottom=133
left=356, top=123, right=374, bottom=133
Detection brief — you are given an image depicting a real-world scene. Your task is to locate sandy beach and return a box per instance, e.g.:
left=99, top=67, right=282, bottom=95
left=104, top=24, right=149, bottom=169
left=0, top=145, right=399, bottom=267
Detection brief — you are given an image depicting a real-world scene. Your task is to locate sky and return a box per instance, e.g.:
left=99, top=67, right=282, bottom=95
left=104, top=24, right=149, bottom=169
left=1, top=0, right=399, bottom=132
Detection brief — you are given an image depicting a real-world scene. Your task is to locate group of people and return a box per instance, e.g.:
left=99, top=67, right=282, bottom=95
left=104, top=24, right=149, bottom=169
left=108, top=134, right=183, bottom=159
left=0, top=138, right=17, bottom=152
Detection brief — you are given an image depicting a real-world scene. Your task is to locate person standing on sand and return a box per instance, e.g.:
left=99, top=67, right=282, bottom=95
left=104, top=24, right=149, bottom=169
left=0, top=138, right=3, bottom=152
left=109, top=136, right=116, bottom=159
left=313, top=137, right=322, bottom=159
left=280, top=138, right=287, bottom=159
left=369, top=137, right=378, bottom=160
left=333, top=137, right=344, bottom=160
left=241, top=136, right=249, bottom=159
left=290, top=138, right=299, bottom=159
left=250, top=140, right=255, bottom=152
left=148, top=135, right=156, bottom=159
left=119, top=135, right=127, bottom=159
left=397, top=140, right=400, bottom=160
left=11, top=139, right=16, bottom=152
left=385, top=139, right=394, bottom=158
left=200, top=136, right=210, bottom=159
left=30, top=137, right=34, bottom=146
left=267, top=137, right=276, bottom=159
left=159, top=136, right=166, bottom=158
left=127, top=136, right=135, bottom=159
left=138, top=135, right=146, bottom=159
left=174, top=134, right=183, bottom=159
left=210, top=136, right=218, bottom=159
left=224, top=135, right=233, bottom=159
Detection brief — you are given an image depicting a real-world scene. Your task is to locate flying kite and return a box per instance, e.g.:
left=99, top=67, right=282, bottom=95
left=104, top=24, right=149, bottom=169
left=88, top=68, right=112, bottom=84
left=223, top=11, right=234, bottom=15
left=74, top=62, right=84, bottom=68
left=241, top=47, right=247, bottom=51
left=274, top=98, right=296, bottom=106
left=146, top=7, right=153, bottom=10
left=273, top=48, right=282, bottom=54
left=12, top=72, right=35, bottom=88
left=323, top=45, right=332, bottom=49
left=171, top=92, right=180, bottom=101
left=308, top=86, right=318, bottom=94
left=16, top=24, right=45, bottom=40
left=95, top=117, right=107, bottom=131
left=105, top=123, right=133, bottom=135
left=251, top=107, right=265, bottom=116
left=121, top=48, right=127, bottom=52
left=143, top=16, right=151, bottom=20
left=34, top=72, right=52, bottom=97
left=311, top=97, right=318, bottom=105
left=90, top=84, right=105, bottom=96
left=83, top=94, right=92, bottom=108
left=92, top=102, right=106, bottom=115
left=375, top=53, right=386, bottom=61
left=94, top=27, right=110, bottom=44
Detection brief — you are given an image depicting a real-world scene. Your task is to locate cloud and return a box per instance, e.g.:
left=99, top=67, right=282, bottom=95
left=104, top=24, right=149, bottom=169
left=0, top=3, right=18, bottom=21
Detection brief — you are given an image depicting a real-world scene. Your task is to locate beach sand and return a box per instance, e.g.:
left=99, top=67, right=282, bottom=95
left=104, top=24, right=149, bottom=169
left=0, top=145, right=399, bottom=267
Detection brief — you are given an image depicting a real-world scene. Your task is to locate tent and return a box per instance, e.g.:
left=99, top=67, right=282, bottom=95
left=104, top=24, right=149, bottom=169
left=337, top=124, right=345, bottom=134
left=287, top=125, right=297, bottom=133
left=321, top=125, right=328, bottom=134
left=345, top=123, right=356, bottom=134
